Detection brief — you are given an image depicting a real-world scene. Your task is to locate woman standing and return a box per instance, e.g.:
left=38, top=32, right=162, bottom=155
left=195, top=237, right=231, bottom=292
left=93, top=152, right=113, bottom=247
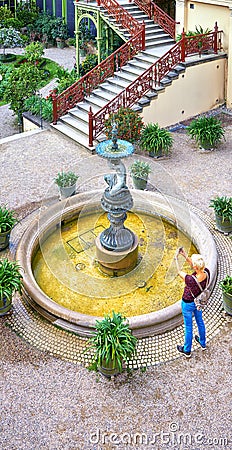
left=175, top=248, right=210, bottom=358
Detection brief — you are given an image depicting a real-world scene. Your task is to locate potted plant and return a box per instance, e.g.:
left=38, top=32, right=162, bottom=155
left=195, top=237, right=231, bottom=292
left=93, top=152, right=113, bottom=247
left=187, top=116, right=225, bottom=150
left=139, top=123, right=173, bottom=157
left=209, top=196, right=232, bottom=234
left=104, top=107, right=144, bottom=144
left=89, top=311, right=137, bottom=378
left=0, top=206, right=18, bottom=250
left=51, top=17, right=69, bottom=48
left=0, top=258, right=23, bottom=316
left=129, top=160, right=151, bottom=190
left=219, top=275, right=232, bottom=315
left=54, top=171, right=79, bottom=199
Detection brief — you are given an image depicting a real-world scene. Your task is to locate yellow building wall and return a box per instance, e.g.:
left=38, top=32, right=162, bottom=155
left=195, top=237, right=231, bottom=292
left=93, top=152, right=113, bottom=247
left=186, top=2, right=230, bottom=50
left=141, top=58, right=226, bottom=128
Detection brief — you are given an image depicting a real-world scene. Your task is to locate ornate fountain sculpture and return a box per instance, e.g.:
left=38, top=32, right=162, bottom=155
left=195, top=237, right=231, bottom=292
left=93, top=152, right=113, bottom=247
left=95, top=123, right=139, bottom=275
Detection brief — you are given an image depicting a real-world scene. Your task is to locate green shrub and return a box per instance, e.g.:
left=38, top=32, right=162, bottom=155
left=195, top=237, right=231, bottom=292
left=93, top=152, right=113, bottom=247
left=24, top=42, right=44, bottom=64
left=104, top=107, right=144, bottom=144
left=140, top=123, right=173, bottom=155
left=89, top=311, right=137, bottom=373
left=0, top=27, right=23, bottom=55
left=130, top=160, right=151, bottom=178
left=210, top=196, right=232, bottom=222
left=24, top=94, right=53, bottom=122
left=0, top=206, right=18, bottom=233
left=16, top=2, right=39, bottom=28
left=219, top=275, right=232, bottom=295
left=79, top=54, right=98, bottom=76
left=187, top=116, right=225, bottom=149
left=54, top=67, right=78, bottom=95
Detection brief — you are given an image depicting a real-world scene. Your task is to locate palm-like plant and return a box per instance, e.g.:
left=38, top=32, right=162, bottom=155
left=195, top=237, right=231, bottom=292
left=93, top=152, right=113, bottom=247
left=0, top=258, right=23, bottom=302
left=0, top=206, right=18, bottom=233
left=140, top=123, right=173, bottom=156
left=90, top=311, right=137, bottom=373
left=187, top=116, right=225, bottom=149
left=210, top=196, right=232, bottom=223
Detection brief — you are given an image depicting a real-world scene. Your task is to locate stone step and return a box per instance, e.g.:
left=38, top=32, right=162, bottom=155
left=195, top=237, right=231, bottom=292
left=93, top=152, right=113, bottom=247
left=53, top=1, right=180, bottom=147
left=51, top=123, right=91, bottom=150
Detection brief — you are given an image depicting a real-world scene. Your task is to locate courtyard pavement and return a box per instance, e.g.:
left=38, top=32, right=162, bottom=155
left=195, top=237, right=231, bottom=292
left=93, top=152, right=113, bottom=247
left=0, top=46, right=232, bottom=450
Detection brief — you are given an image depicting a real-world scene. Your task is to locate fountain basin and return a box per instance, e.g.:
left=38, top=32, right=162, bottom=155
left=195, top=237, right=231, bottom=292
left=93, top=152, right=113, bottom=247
left=16, top=191, right=217, bottom=338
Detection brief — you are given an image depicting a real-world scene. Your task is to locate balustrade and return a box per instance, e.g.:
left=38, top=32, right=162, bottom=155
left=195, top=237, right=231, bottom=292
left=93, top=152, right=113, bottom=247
left=89, top=26, right=223, bottom=146
left=53, top=0, right=145, bottom=124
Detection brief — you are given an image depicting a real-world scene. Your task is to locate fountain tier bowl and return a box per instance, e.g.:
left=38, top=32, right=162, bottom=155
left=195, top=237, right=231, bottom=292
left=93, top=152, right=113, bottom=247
left=16, top=191, right=217, bottom=338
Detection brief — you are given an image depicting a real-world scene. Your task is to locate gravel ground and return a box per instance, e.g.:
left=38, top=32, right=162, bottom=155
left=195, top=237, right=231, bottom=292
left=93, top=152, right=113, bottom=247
left=0, top=48, right=232, bottom=450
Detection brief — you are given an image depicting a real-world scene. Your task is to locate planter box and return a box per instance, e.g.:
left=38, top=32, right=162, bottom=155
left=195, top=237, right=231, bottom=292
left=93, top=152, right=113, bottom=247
left=215, top=214, right=232, bottom=234
left=0, top=230, right=10, bottom=250
left=222, top=291, right=232, bottom=316
left=0, top=296, right=12, bottom=316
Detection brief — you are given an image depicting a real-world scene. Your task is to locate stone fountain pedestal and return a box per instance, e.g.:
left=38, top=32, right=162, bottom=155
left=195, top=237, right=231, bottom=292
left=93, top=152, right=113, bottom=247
left=95, top=130, right=138, bottom=276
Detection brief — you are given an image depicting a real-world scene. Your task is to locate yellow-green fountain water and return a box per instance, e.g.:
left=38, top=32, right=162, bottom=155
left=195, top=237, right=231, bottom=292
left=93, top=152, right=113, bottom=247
left=33, top=210, right=196, bottom=317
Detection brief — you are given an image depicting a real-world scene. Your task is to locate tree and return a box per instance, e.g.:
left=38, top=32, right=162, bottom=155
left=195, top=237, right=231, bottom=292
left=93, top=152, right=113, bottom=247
left=0, top=27, right=23, bottom=56
left=24, top=42, right=44, bottom=64
left=4, top=62, right=40, bottom=126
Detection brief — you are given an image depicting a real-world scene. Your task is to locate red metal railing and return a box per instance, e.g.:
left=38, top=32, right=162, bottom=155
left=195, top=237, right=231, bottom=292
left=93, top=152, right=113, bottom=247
left=152, top=2, right=177, bottom=39
left=131, top=0, right=177, bottom=39
left=53, top=0, right=145, bottom=123
left=88, top=26, right=222, bottom=146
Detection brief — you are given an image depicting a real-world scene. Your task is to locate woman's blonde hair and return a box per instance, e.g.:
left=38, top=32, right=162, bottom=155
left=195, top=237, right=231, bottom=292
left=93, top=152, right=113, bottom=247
left=191, top=254, right=205, bottom=270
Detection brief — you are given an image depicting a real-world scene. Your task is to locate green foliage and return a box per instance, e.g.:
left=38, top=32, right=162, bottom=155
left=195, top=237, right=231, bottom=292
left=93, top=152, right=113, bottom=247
left=54, top=67, right=78, bottom=94
left=79, top=54, right=98, bottom=76
left=104, top=107, right=144, bottom=144
left=210, top=196, right=232, bottom=223
left=0, top=206, right=18, bottom=233
left=24, top=95, right=53, bottom=122
left=2, top=17, right=23, bottom=30
left=24, top=42, right=44, bottom=64
left=187, top=116, right=225, bottom=149
left=33, top=11, right=55, bottom=42
left=54, top=171, right=79, bottom=188
left=0, top=6, right=12, bottom=23
left=15, top=1, right=39, bottom=28
left=0, top=63, right=14, bottom=100
left=4, top=62, right=40, bottom=117
left=89, top=311, right=137, bottom=372
left=176, top=25, right=212, bottom=41
left=0, top=27, right=23, bottom=55
left=0, top=258, right=23, bottom=302
left=140, top=123, right=173, bottom=155
left=67, top=37, right=76, bottom=47
left=219, top=275, right=232, bottom=295
left=79, top=19, right=95, bottom=49
left=51, top=17, right=69, bottom=41
left=129, top=160, right=151, bottom=179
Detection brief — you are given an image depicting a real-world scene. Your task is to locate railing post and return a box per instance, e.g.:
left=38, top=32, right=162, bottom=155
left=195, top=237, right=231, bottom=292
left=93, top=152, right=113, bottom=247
left=142, top=21, right=146, bottom=51
left=213, top=21, right=218, bottom=53
left=88, top=107, right=94, bottom=147
left=181, top=28, right=186, bottom=62
left=52, top=91, right=58, bottom=125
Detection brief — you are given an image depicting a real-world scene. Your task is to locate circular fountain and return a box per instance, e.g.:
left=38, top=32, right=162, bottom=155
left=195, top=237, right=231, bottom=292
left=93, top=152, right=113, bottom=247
left=15, top=118, right=218, bottom=338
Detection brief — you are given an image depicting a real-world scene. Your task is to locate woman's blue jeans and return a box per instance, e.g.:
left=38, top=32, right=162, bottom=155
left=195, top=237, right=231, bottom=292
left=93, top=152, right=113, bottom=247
left=181, top=300, right=206, bottom=353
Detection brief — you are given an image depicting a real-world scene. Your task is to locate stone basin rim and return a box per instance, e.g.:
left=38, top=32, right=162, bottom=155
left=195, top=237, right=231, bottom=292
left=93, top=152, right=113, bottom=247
left=16, top=190, right=217, bottom=338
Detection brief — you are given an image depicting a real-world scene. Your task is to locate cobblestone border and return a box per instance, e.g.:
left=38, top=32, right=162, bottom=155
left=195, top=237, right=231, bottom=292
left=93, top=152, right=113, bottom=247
left=3, top=205, right=231, bottom=368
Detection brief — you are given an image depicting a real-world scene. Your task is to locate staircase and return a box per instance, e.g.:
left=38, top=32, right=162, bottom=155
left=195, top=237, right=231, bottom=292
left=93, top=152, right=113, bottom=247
left=52, top=1, right=181, bottom=149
